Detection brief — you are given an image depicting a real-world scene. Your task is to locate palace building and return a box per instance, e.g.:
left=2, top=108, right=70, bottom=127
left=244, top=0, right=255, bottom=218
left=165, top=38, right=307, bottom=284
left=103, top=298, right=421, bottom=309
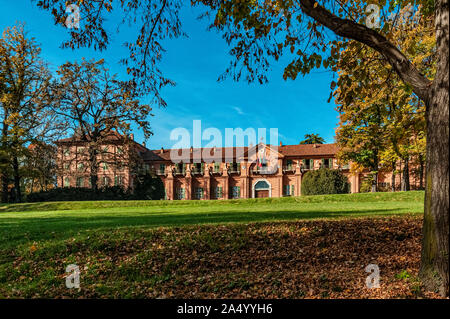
left=145, top=142, right=355, bottom=200
left=56, top=134, right=423, bottom=200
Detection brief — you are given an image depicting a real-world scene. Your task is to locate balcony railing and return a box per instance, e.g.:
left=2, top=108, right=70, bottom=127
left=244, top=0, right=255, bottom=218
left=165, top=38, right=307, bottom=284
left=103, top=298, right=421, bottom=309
left=252, top=166, right=277, bottom=174
left=191, top=168, right=204, bottom=175
left=173, top=168, right=186, bottom=176
left=282, top=165, right=295, bottom=173
left=155, top=169, right=166, bottom=176
left=211, top=169, right=222, bottom=175
left=228, top=169, right=241, bottom=175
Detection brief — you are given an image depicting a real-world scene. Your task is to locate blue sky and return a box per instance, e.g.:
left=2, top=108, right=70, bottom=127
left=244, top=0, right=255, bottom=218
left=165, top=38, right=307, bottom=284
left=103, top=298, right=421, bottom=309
left=0, top=1, right=340, bottom=149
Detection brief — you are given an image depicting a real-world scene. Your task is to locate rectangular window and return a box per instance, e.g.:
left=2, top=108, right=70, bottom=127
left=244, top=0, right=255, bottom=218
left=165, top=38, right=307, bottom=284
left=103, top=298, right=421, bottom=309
left=114, top=175, right=123, bottom=186
left=102, top=176, right=109, bottom=187
left=102, top=162, right=108, bottom=171
left=214, top=162, right=220, bottom=173
left=76, top=177, right=84, bottom=187
left=286, top=159, right=293, bottom=170
left=302, top=159, right=312, bottom=170
left=77, top=163, right=84, bottom=171
left=231, top=186, right=240, bottom=199
left=160, top=163, right=165, bottom=173
left=117, top=147, right=123, bottom=154
left=230, top=162, right=240, bottom=173
left=214, top=186, right=223, bottom=199
left=63, top=162, right=70, bottom=170
left=192, top=163, right=203, bottom=174
left=176, top=188, right=185, bottom=200
left=77, top=147, right=84, bottom=154
left=283, top=185, right=295, bottom=196
left=175, top=163, right=186, bottom=174
left=64, top=177, right=70, bottom=187
left=322, top=158, right=331, bottom=169
left=64, top=149, right=70, bottom=157
left=195, top=187, right=204, bottom=199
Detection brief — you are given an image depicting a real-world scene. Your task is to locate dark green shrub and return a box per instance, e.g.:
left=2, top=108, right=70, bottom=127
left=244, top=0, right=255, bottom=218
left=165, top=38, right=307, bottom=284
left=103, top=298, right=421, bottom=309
left=26, top=186, right=133, bottom=202
left=26, top=174, right=165, bottom=202
left=133, top=174, right=165, bottom=200
left=301, top=169, right=350, bottom=195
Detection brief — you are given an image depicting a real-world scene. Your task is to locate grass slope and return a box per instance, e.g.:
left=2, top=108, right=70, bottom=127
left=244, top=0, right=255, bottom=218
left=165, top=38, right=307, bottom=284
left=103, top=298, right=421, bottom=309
left=0, top=191, right=423, bottom=249
left=0, top=191, right=430, bottom=298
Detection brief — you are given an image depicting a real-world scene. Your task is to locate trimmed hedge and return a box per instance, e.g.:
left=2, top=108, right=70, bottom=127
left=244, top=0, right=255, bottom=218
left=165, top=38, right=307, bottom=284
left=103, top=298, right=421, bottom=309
left=301, top=169, right=350, bottom=196
left=26, top=186, right=133, bottom=202
left=26, top=174, right=165, bottom=202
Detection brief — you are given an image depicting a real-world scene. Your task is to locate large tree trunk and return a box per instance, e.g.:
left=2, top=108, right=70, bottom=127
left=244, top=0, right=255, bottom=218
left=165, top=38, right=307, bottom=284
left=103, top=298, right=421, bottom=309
left=391, top=161, right=396, bottom=192
left=12, top=156, right=21, bottom=203
left=419, top=155, right=425, bottom=190
left=1, top=172, right=9, bottom=203
left=419, top=0, right=449, bottom=297
left=401, top=158, right=410, bottom=191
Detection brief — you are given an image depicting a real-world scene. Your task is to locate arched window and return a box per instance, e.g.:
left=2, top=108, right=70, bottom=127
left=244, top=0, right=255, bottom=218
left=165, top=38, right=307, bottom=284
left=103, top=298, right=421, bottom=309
left=254, top=180, right=270, bottom=190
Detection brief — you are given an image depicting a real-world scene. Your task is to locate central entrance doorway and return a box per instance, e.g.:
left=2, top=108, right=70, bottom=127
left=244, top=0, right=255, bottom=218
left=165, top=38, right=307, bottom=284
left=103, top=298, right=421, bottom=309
left=255, top=190, right=269, bottom=198
left=253, top=180, right=271, bottom=198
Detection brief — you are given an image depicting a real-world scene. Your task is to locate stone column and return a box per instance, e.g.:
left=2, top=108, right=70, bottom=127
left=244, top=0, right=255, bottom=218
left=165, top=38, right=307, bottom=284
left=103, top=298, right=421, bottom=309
left=204, top=164, right=211, bottom=200
left=166, top=165, right=174, bottom=200
left=185, top=165, right=192, bottom=200
left=295, top=160, right=302, bottom=196
left=223, top=164, right=229, bottom=199
left=277, top=158, right=283, bottom=198
left=240, top=161, right=249, bottom=198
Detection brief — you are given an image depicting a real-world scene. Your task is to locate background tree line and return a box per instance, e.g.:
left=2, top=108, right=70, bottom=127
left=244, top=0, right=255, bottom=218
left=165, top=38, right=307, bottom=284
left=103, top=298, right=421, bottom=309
left=334, top=7, right=432, bottom=193
left=0, top=24, right=158, bottom=203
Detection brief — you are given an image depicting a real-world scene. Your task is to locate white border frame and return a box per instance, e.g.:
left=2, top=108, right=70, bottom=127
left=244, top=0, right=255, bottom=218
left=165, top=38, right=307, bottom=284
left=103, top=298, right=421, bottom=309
left=252, top=178, right=272, bottom=198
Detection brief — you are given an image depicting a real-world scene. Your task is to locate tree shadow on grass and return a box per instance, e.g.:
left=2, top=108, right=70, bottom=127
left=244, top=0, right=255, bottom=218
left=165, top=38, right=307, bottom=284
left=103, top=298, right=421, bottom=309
left=0, top=208, right=417, bottom=248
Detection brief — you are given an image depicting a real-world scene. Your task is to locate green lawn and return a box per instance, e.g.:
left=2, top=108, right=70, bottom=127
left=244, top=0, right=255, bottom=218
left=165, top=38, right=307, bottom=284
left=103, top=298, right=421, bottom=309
left=0, top=191, right=429, bottom=298
left=0, top=191, right=424, bottom=248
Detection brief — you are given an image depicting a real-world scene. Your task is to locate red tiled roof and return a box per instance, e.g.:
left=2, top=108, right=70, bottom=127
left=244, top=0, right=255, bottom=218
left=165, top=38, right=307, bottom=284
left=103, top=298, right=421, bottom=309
left=145, top=143, right=338, bottom=162
left=144, top=146, right=249, bottom=162
left=56, top=131, right=149, bottom=152
left=279, top=143, right=338, bottom=157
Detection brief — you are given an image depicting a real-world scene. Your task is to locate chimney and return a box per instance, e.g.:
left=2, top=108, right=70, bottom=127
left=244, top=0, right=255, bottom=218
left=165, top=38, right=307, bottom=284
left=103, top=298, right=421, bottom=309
left=142, top=141, right=146, bottom=148
left=130, top=133, right=134, bottom=140
left=190, top=146, right=193, bottom=153
left=160, top=147, right=164, bottom=154
left=279, top=141, right=283, bottom=147
left=313, top=144, right=317, bottom=148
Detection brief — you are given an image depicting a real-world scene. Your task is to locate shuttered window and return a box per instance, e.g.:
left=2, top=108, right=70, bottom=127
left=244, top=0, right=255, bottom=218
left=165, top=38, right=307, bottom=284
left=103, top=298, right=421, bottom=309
left=195, top=187, right=204, bottom=199
left=176, top=188, right=185, bottom=200
left=231, top=186, right=240, bottom=199
left=215, top=186, right=223, bottom=198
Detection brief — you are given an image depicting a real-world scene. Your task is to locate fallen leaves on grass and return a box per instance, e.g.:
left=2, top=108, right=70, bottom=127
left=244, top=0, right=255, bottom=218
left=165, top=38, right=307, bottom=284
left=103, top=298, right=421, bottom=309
left=0, top=216, right=444, bottom=299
